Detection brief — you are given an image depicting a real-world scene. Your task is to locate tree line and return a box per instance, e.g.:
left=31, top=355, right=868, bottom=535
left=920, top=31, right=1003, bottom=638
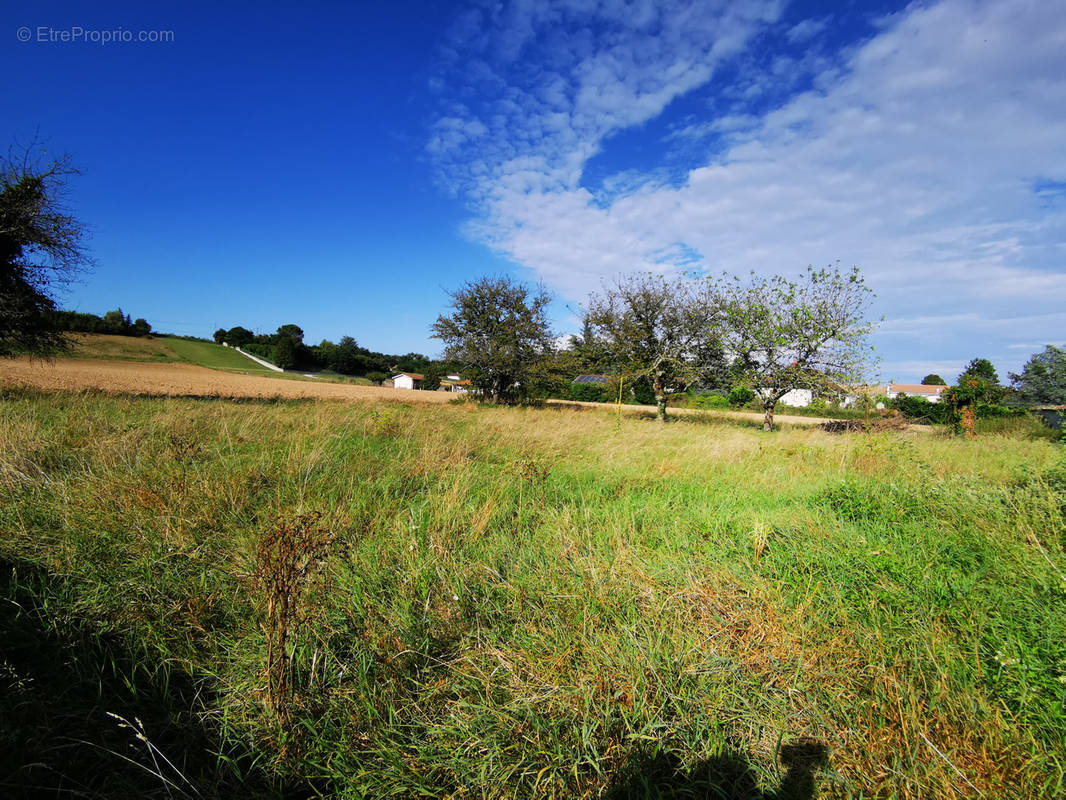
left=433, top=267, right=877, bottom=430
left=433, top=273, right=1066, bottom=430
left=212, top=323, right=459, bottom=384
left=48, top=308, right=152, bottom=337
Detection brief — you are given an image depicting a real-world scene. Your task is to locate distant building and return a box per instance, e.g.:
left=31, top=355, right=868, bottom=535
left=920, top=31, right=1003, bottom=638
left=392, top=372, right=424, bottom=390
left=572, top=375, right=610, bottom=384
left=842, top=383, right=948, bottom=406
left=757, top=388, right=813, bottom=407
left=439, top=374, right=471, bottom=393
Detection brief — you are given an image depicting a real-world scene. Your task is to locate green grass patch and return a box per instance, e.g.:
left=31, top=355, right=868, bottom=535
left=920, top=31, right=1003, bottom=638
left=1, top=391, right=1063, bottom=798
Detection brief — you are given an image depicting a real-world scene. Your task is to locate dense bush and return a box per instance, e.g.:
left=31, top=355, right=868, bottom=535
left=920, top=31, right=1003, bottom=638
left=975, top=402, right=1026, bottom=419
left=891, top=394, right=953, bottom=425
left=570, top=382, right=608, bottom=402
left=728, top=386, right=755, bottom=406
left=688, top=393, right=729, bottom=409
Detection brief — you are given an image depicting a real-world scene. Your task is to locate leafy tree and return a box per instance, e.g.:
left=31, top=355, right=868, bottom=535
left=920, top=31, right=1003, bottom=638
left=213, top=328, right=227, bottom=344
left=366, top=371, right=387, bottom=385
left=225, top=326, right=254, bottom=348
left=585, top=273, right=723, bottom=422
left=1010, top=345, right=1066, bottom=405
left=921, top=374, right=946, bottom=385
left=432, top=275, right=554, bottom=404
left=102, top=308, right=131, bottom=335
left=1, top=149, right=92, bottom=356
left=274, top=335, right=298, bottom=370
left=957, top=358, right=1004, bottom=403
left=958, top=358, right=998, bottom=385
left=275, top=324, right=304, bottom=344
left=131, top=317, right=151, bottom=337
left=422, top=364, right=444, bottom=391
left=718, top=265, right=877, bottom=431
left=332, top=336, right=361, bottom=375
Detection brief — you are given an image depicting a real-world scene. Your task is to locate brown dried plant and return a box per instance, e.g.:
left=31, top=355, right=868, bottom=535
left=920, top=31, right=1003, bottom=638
left=251, top=510, right=335, bottom=722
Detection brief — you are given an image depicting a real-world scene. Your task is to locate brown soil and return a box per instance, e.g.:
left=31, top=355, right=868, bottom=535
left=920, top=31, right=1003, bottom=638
left=0, top=357, right=455, bottom=404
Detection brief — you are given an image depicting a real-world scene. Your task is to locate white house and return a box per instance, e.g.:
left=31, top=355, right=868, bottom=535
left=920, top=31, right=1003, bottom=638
left=756, top=388, right=813, bottom=407
left=841, top=383, right=947, bottom=406
left=392, top=372, right=424, bottom=390
left=885, top=383, right=947, bottom=403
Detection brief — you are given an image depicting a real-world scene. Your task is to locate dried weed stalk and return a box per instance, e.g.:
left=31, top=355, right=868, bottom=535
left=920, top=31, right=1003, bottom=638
left=252, top=510, right=335, bottom=721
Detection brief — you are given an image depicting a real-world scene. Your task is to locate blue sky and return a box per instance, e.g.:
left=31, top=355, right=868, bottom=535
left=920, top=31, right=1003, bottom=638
left=4, top=0, right=1065, bottom=381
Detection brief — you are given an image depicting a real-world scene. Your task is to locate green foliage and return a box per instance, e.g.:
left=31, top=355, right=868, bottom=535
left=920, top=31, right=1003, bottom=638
left=273, top=336, right=298, bottom=370
left=687, top=392, right=729, bottom=409
left=1, top=392, right=1064, bottom=797
left=1010, top=345, right=1066, bottom=406
left=49, top=308, right=153, bottom=337
left=432, top=275, right=554, bottom=404
left=957, top=358, right=1005, bottom=403
left=728, top=385, right=755, bottom=406
left=365, top=370, right=387, bottom=385
left=570, top=382, right=608, bottom=402
left=921, top=374, right=946, bottom=385
left=1, top=149, right=92, bottom=356
left=585, top=272, right=724, bottom=420
left=224, top=325, right=255, bottom=348
left=718, top=264, right=877, bottom=429
left=891, top=393, right=953, bottom=425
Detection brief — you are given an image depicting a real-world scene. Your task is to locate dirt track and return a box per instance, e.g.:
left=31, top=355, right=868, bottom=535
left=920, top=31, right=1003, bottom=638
left=546, top=398, right=836, bottom=426
left=0, top=358, right=455, bottom=404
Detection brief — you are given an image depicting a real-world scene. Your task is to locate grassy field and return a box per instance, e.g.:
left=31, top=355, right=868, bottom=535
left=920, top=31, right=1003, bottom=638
left=68, top=333, right=185, bottom=362
left=0, top=388, right=1063, bottom=798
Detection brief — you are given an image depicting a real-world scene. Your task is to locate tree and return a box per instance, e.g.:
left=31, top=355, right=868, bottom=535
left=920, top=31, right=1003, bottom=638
left=957, top=358, right=1004, bottom=403
left=921, top=374, right=946, bottom=385
left=213, top=328, right=227, bottom=344
left=274, top=335, right=298, bottom=370
left=332, top=336, right=361, bottom=375
left=1010, top=345, right=1066, bottom=405
left=225, top=326, right=254, bottom=348
left=718, top=265, right=877, bottom=431
left=958, top=358, right=998, bottom=385
left=131, top=317, right=151, bottom=337
left=102, top=308, right=131, bottom=335
left=584, top=272, right=723, bottom=422
left=1, top=148, right=92, bottom=356
left=432, top=275, right=554, bottom=404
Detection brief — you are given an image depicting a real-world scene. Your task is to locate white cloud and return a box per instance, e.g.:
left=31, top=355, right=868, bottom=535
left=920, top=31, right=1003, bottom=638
left=786, top=18, right=828, bottom=44
left=431, top=0, right=1066, bottom=380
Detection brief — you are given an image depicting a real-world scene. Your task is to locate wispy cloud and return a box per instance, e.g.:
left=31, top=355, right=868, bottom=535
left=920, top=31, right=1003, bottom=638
left=430, top=0, right=1066, bottom=379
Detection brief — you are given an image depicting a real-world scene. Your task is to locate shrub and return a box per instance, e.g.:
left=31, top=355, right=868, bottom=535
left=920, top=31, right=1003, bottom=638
left=891, top=393, right=952, bottom=425
left=728, top=386, right=755, bottom=406
left=807, top=398, right=831, bottom=414
left=570, top=382, right=608, bottom=403
left=689, top=393, right=729, bottom=410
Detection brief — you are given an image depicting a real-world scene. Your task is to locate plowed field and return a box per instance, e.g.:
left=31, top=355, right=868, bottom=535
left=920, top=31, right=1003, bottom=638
left=0, top=357, right=454, bottom=403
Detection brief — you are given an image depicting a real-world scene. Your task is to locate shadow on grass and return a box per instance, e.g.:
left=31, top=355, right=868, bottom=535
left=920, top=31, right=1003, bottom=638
left=604, top=739, right=828, bottom=800
left=0, top=558, right=312, bottom=799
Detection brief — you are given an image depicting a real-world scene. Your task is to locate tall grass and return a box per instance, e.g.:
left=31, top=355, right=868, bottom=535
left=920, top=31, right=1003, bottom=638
left=1, top=388, right=1063, bottom=798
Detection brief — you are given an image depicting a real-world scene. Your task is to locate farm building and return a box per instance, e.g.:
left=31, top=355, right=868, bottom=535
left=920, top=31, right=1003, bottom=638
left=392, top=373, right=424, bottom=390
